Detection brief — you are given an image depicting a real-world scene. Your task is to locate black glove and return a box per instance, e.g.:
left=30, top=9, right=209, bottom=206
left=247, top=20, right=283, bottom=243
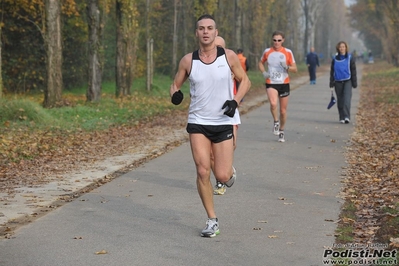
left=352, top=83, right=357, bottom=89
left=329, top=82, right=335, bottom=88
left=171, top=90, right=184, bottom=105
left=222, top=100, right=238, bottom=117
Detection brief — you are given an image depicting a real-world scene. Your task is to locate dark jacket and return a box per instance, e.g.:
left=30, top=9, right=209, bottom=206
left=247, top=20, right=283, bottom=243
left=306, top=52, right=319, bottom=67
left=329, top=53, right=357, bottom=88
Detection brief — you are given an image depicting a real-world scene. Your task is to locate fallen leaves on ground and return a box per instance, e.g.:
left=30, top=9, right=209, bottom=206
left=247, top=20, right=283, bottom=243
left=0, top=111, right=187, bottom=193
left=338, top=62, right=399, bottom=246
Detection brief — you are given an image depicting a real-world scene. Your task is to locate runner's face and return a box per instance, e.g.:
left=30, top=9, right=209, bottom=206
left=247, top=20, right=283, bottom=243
left=196, top=19, right=217, bottom=46
left=272, top=35, right=284, bottom=49
left=338, top=43, right=346, bottom=55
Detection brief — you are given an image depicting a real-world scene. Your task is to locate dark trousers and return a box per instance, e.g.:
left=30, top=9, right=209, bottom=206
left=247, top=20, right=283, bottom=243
left=308, top=65, right=317, bottom=81
left=334, top=80, right=353, bottom=120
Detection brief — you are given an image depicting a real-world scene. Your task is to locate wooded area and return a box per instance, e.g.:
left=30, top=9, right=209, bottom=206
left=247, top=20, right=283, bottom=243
left=0, top=0, right=398, bottom=108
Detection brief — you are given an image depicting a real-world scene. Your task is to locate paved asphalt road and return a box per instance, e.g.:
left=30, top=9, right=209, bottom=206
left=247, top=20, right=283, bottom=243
left=0, top=69, right=361, bottom=266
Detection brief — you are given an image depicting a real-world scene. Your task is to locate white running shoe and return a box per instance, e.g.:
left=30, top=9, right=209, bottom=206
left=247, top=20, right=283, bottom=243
left=278, top=131, right=285, bottom=142
left=225, top=166, right=236, bottom=188
left=201, top=218, right=220, bottom=237
left=273, top=122, right=280, bottom=135
left=213, top=181, right=226, bottom=195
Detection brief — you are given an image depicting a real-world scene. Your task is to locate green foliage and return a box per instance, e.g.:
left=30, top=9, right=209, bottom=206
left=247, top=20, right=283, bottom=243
left=335, top=226, right=354, bottom=243
left=381, top=205, right=399, bottom=215
left=1, top=0, right=83, bottom=93
left=0, top=74, right=189, bottom=132
left=247, top=70, right=265, bottom=88
left=194, top=0, right=218, bottom=19
left=335, top=200, right=356, bottom=243
left=364, top=63, right=399, bottom=104
left=0, top=98, right=55, bottom=126
left=1, top=0, right=362, bottom=98
left=1, top=4, right=46, bottom=93
left=63, top=3, right=89, bottom=90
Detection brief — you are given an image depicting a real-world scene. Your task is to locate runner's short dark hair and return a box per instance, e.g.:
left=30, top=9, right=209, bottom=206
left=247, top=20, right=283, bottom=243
left=272, top=30, right=285, bottom=39
left=197, top=14, right=215, bottom=22
left=196, top=14, right=216, bottom=28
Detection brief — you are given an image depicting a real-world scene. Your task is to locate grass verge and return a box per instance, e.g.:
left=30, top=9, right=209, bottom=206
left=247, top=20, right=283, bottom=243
left=335, top=60, right=399, bottom=252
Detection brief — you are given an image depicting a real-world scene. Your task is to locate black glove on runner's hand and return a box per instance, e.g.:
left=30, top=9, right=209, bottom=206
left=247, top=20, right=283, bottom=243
left=222, top=100, right=238, bottom=117
left=171, top=90, right=184, bottom=105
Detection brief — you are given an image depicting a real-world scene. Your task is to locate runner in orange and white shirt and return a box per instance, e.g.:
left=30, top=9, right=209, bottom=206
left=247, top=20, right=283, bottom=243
left=236, top=48, right=249, bottom=103
left=258, top=30, right=297, bottom=143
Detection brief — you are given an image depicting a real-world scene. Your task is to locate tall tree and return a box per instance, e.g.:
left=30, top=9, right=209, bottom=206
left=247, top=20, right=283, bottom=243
left=86, top=0, right=105, bottom=102
left=115, top=0, right=138, bottom=97
left=171, top=0, right=179, bottom=77
left=145, top=0, right=152, bottom=90
left=43, top=0, right=63, bottom=108
left=0, top=17, right=3, bottom=99
left=350, top=0, right=383, bottom=58
left=380, top=0, right=399, bottom=66
left=301, top=0, right=326, bottom=56
left=193, top=0, right=217, bottom=19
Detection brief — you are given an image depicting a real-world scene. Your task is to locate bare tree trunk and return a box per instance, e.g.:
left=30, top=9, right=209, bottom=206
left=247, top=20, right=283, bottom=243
left=115, top=0, right=136, bottom=97
left=43, top=0, right=63, bottom=108
left=235, top=0, right=242, bottom=50
left=0, top=4, right=3, bottom=98
left=146, top=0, right=151, bottom=91
left=171, top=0, right=178, bottom=78
left=86, top=0, right=103, bottom=102
left=182, top=2, right=189, bottom=54
left=0, top=24, right=3, bottom=99
left=116, top=1, right=127, bottom=97
left=302, top=0, right=309, bottom=56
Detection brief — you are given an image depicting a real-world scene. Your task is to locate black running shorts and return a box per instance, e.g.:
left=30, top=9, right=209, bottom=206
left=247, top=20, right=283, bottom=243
left=266, top=83, right=290, bottom=98
left=186, top=123, right=233, bottom=143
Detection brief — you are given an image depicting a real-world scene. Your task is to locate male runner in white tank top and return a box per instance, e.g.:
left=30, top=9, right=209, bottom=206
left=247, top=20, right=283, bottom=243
left=169, top=14, right=251, bottom=237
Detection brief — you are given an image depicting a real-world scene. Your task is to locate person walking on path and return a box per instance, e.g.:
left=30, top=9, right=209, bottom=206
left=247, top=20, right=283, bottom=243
left=169, top=14, right=251, bottom=237
left=306, top=47, right=319, bottom=84
left=258, top=30, right=297, bottom=142
left=329, top=41, right=357, bottom=124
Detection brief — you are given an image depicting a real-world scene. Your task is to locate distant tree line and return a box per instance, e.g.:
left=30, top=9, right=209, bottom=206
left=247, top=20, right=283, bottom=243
left=350, top=0, right=399, bottom=66
left=1, top=0, right=395, bottom=107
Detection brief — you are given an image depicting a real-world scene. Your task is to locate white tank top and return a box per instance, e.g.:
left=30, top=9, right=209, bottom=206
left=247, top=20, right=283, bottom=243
left=188, top=47, right=241, bottom=125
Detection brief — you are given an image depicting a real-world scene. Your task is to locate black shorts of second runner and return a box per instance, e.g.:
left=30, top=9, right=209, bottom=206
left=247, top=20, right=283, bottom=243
left=265, top=83, right=290, bottom=98
left=186, top=123, right=233, bottom=143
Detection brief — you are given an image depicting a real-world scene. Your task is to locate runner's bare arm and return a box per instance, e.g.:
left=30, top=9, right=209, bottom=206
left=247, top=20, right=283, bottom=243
left=170, top=53, right=191, bottom=97
left=287, top=62, right=298, bottom=73
left=258, top=60, right=266, bottom=73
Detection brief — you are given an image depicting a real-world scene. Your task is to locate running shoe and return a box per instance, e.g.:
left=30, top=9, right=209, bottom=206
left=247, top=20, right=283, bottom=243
left=340, top=120, right=345, bottom=124
left=273, top=121, right=280, bottom=135
left=225, top=166, right=236, bottom=188
left=213, top=181, right=226, bottom=195
left=278, top=131, right=285, bottom=142
left=344, top=118, right=350, bottom=124
left=201, top=218, right=220, bottom=237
